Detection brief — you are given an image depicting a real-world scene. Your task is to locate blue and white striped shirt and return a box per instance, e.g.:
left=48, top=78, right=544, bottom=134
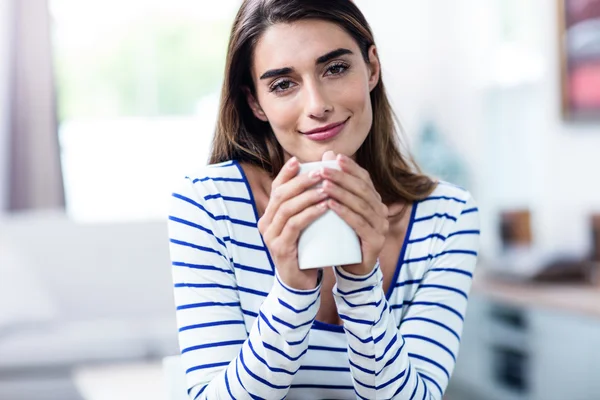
left=168, top=160, right=480, bottom=400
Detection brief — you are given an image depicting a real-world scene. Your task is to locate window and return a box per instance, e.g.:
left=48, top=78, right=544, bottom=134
left=51, top=0, right=241, bottom=221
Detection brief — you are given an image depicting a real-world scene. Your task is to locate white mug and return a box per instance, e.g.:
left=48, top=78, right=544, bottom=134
left=297, top=160, right=362, bottom=270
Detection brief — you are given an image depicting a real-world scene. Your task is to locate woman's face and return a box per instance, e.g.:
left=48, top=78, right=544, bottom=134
left=247, top=19, right=380, bottom=163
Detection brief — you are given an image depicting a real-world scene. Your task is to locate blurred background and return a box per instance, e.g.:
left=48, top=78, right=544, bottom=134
left=1, top=0, right=599, bottom=399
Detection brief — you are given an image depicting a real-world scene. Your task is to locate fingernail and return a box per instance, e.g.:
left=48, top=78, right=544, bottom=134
left=309, top=170, right=320, bottom=179
left=287, top=157, right=298, bottom=169
left=317, top=201, right=328, bottom=209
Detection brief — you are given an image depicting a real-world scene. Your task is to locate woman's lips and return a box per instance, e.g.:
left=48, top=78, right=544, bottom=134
left=302, top=119, right=348, bottom=142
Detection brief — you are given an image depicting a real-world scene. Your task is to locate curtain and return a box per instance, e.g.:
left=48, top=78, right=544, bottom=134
left=1, top=0, right=65, bottom=212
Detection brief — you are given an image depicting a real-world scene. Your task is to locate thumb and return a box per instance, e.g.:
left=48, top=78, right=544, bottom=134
left=322, top=150, right=336, bottom=162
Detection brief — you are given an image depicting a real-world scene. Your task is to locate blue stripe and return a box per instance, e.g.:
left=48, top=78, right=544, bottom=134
left=379, top=334, right=398, bottom=361
left=422, top=196, right=466, bottom=204
left=247, top=340, right=296, bottom=375
left=461, top=207, right=478, bottom=215
left=179, top=320, right=245, bottom=332
left=172, top=193, right=256, bottom=227
left=354, top=377, right=376, bottom=390
left=172, top=261, right=234, bottom=274
left=308, top=345, right=346, bottom=353
left=340, top=296, right=382, bottom=308
left=422, top=379, right=428, bottom=400
left=374, top=330, right=387, bottom=344
left=170, top=239, right=226, bottom=259
left=344, top=327, right=373, bottom=343
left=403, top=249, right=477, bottom=264
left=300, top=365, right=351, bottom=372
left=408, top=233, right=446, bottom=244
left=186, top=361, right=229, bottom=374
left=241, top=309, right=258, bottom=318
left=393, top=301, right=464, bottom=320
left=349, top=358, right=375, bottom=374
left=263, top=341, right=308, bottom=361
left=395, top=279, right=422, bottom=288
left=413, top=213, right=457, bottom=223
left=228, top=238, right=265, bottom=251
left=238, top=286, right=269, bottom=297
left=233, top=262, right=274, bottom=276
left=177, top=301, right=240, bottom=311
left=182, top=339, right=245, bottom=354
left=174, top=283, right=268, bottom=297
left=169, top=216, right=227, bottom=248
left=409, top=376, right=419, bottom=400
left=276, top=273, right=320, bottom=296
left=272, top=314, right=313, bottom=330
left=258, top=311, right=279, bottom=335
left=334, top=265, right=379, bottom=282
left=239, top=350, right=288, bottom=390
left=336, top=285, right=375, bottom=296
left=192, top=176, right=245, bottom=183
left=428, top=267, right=473, bottom=278
left=420, top=373, right=443, bottom=397
left=392, top=365, right=412, bottom=395
left=378, top=366, right=408, bottom=390
left=405, top=334, right=456, bottom=361
left=409, top=353, right=450, bottom=379
left=447, top=229, right=480, bottom=238
left=278, top=297, right=319, bottom=314
left=204, top=193, right=252, bottom=204
left=175, top=283, right=237, bottom=290
left=193, top=384, right=207, bottom=400
left=418, top=284, right=468, bottom=299
left=290, top=384, right=354, bottom=390
left=376, top=341, right=405, bottom=375
left=374, top=302, right=389, bottom=325
left=348, top=345, right=375, bottom=359
left=311, top=321, right=345, bottom=333
left=401, top=317, right=461, bottom=341
left=339, top=313, right=372, bottom=325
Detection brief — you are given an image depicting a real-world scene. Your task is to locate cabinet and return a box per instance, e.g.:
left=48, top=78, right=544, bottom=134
left=452, top=294, right=600, bottom=400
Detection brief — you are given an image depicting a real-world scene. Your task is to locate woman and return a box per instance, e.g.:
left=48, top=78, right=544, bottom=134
left=168, top=1, right=480, bottom=399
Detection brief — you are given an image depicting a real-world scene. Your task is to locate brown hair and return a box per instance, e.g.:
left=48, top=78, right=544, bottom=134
left=209, top=0, right=436, bottom=204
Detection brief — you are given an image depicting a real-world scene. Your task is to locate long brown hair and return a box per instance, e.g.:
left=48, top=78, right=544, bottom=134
left=210, top=0, right=436, bottom=204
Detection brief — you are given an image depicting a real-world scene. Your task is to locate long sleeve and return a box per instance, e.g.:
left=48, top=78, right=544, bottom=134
left=168, top=176, right=321, bottom=399
left=332, top=193, right=480, bottom=400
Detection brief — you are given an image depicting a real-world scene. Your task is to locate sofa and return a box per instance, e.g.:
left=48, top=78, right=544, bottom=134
left=0, top=211, right=180, bottom=398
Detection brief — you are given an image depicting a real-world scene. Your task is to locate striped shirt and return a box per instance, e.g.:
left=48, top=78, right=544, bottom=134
left=168, top=160, right=480, bottom=400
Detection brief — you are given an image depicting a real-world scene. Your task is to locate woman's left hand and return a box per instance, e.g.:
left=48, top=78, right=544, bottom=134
left=320, top=152, right=389, bottom=275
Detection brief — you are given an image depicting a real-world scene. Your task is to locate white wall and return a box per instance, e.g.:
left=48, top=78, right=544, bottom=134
left=356, top=0, right=600, bottom=258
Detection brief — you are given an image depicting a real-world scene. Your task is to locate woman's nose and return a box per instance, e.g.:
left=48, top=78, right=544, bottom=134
left=305, top=82, right=333, bottom=119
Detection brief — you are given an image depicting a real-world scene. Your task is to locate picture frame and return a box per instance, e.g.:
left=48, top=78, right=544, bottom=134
left=558, top=0, right=600, bottom=121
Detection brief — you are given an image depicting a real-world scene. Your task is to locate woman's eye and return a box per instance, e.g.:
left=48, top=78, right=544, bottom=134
left=270, top=79, right=295, bottom=93
left=326, top=63, right=349, bottom=76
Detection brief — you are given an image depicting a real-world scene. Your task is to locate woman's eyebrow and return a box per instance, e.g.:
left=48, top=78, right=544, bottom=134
left=260, top=67, right=293, bottom=80
left=259, top=48, right=353, bottom=80
left=315, top=48, right=353, bottom=64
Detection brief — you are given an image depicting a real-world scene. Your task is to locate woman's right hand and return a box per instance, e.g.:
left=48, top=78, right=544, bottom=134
left=258, top=157, right=328, bottom=290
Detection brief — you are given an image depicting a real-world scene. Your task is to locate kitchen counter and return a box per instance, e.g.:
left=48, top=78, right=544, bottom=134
left=471, top=270, right=600, bottom=319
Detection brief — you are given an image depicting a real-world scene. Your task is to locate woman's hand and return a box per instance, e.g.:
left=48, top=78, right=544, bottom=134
left=320, top=153, right=389, bottom=276
left=258, top=157, right=328, bottom=290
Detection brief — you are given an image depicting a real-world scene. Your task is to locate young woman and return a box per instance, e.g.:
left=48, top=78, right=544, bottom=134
left=168, top=1, right=480, bottom=399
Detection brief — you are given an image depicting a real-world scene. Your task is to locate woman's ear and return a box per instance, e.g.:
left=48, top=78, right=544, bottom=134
left=367, top=45, right=381, bottom=91
left=244, top=87, right=268, bottom=122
